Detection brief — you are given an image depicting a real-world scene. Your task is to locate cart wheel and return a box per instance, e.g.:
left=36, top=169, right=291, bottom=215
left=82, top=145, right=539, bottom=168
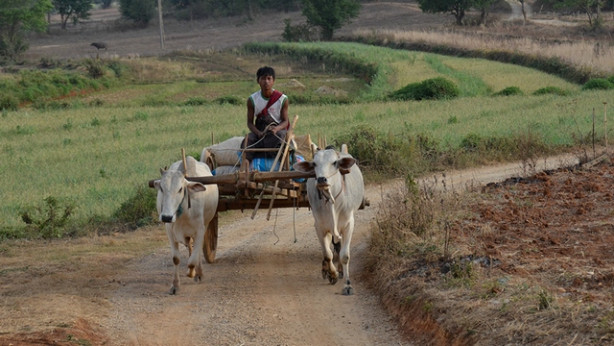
left=204, top=212, right=218, bottom=263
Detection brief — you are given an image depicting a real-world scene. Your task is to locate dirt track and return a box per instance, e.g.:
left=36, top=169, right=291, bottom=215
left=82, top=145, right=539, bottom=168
left=0, top=152, right=584, bottom=345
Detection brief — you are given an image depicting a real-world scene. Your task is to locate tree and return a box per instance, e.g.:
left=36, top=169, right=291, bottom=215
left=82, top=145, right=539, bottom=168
left=301, top=0, right=360, bottom=40
left=417, top=0, right=473, bottom=25
left=119, top=0, right=155, bottom=26
left=53, top=0, right=93, bottom=29
left=0, top=0, right=53, bottom=62
left=472, top=0, right=497, bottom=25
left=548, top=0, right=605, bottom=28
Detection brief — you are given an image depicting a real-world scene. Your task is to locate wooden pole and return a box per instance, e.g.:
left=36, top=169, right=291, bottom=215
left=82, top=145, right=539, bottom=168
left=266, top=115, right=300, bottom=220
left=181, top=148, right=188, bottom=175
left=158, top=0, right=165, bottom=50
left=593, top=107, right=595, bottom=159
left=603, top=102, right=608, bottom=154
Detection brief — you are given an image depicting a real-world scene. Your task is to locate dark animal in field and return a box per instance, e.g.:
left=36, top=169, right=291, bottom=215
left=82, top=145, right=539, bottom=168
left=90, top=42, right=107, bottom=50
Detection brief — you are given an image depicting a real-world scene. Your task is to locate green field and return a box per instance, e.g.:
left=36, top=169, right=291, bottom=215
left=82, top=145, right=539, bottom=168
left=0, top=42, right=610, bottom=235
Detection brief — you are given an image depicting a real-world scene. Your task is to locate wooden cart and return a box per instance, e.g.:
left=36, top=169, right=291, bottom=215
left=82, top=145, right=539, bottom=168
left=149, top=116, right=320, bottom=263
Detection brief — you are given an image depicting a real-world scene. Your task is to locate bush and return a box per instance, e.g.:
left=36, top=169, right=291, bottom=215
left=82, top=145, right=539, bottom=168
left=533, top=86, right=570, bottom=96
left=493, top=86, right=523, bottom=96
left=83, top=58, right=105, bottom=79
left=112, top=186, right=157, bottom=229
left=388, top=77, right=460, bottom=101
left=0, top=94, right=19, bottom=111
left=184, top=97, right=209, bottom=106
left=215, top=95, right=242, bottom=105
left=582, top=78, right=613, bottom=90
left=282, top=18, right=318, bottom=42
left=19, top=196, right=75, bottom=239
left=119, top=0, right=155, bottom=26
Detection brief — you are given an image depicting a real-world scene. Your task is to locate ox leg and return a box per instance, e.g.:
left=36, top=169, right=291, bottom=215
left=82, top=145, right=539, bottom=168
left=339, top=216, right=355, bottom=296
left=187, top=223, right=206, bottom=283
left=166, top=225, right=181, bottom=295
left=185, top=237, right=196, bottom=278
left=318, top=229, right=338, bottom=285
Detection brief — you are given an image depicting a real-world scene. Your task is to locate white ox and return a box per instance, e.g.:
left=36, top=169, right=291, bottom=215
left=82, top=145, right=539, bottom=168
left=293, top=145, right=364, bottom=295
left=154, top=156, right=219, bottom=294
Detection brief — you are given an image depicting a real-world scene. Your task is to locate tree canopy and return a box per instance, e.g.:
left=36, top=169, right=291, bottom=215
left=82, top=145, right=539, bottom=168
left=0, top=0, right=53, bottom=62
left=301, top=0, right=360, bottom=40
left=52, top=0, right=93, bottom=29
left=417, top=0, right=473, bottom=25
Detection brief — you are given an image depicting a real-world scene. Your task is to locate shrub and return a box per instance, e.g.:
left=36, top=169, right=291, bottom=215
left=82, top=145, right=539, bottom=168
left=184, top=97, right=209, bottom=106
left=493, top=86, right=523, bottom=96
left=282, top=18, right=318, bottom=42
left=533, top=86, right=570, bottom=96
left=388, top=77, right=460, bottom=101
left=112, top=185, right=157, bottom=229
left=118, top=0, right=155, bottom=26
left=0, top=94, right=19, bottom=111
left=83, top=58, right=105, bottom=79
left=215, top=95, right=242, bottom=105
left=582, top=78, right=613, bottom=90
left=608, top=76, right=614, bottom=85
left=19, top=196, right=75, bottom=239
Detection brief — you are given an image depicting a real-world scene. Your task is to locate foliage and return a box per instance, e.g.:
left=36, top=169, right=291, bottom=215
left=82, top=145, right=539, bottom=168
left=112, top=186, right=157, bottom=229
left=0, top=0, right=53, bottom=63
left=52, top=0, right=93, bottom=29
left=582, top=78, right=613, bottom=90
left=388, top=77, right=460, bottom=101
left=301, top=0, right=360, bottom=40
left=533, top=86, right=571, bottom=96
left=19, top=196, right=75, bottom=239
left=282, top=18, right=318, bottom=42
left=493, top=86, right=523, bottom=96
left=417, top=0, right=473, bottom=25
left=544, top=0, right=606, bottom=28
left=119, top=0, right=155, bottom=26
left=83, top=58, right=106, bottom=78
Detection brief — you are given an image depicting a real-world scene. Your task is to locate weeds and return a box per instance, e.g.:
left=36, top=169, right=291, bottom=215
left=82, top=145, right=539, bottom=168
left=19, top=196, right=75, bottom=239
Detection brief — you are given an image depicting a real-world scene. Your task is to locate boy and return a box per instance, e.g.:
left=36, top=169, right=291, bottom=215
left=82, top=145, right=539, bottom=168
left=242, top=66, right=290, bottom=164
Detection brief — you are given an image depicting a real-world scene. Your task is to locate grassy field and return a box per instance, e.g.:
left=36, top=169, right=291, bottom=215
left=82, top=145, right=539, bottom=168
left=0, top=42, right=610, bottom=235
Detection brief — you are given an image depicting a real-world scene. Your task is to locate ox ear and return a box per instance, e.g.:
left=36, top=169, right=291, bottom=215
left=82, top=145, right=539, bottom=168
left=159, top=166, right=168, bottom=175
left=336, top=157, right=356, bottom=170
left=188, top=182, right=207, bottom=193
left=293, top=161, right=314, bottom=173
left=153, top=180, right=161, bottom=190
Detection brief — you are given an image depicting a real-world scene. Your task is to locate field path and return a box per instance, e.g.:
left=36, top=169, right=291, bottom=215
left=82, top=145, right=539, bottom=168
left=99, top=153, right=580, bottom=345
left=101, top=181, right=405, bottom=345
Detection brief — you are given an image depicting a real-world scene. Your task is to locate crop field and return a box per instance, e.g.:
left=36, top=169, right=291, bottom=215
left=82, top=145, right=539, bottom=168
left=0, top=42, right=610, bottom=233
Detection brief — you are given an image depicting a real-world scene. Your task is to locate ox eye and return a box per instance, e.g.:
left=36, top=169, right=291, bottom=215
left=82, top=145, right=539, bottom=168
left=178, top=187, right=183, bottom=193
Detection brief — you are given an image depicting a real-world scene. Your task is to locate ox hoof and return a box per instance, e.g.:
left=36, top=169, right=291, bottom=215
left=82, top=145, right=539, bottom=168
left=342, top=285, right=354, bottom=296
left=169, top=286, right=178, bottom=295
left=193, top=274, right=202, bottom=283
left=321, top=269, right=328, bottom=280
left=328, top=273, right=338, bottom=285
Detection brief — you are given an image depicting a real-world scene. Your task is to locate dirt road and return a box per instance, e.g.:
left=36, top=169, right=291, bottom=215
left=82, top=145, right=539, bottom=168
left=0, top=152, right=586, bottom=345
left=100, top=182, right=405, bottom=346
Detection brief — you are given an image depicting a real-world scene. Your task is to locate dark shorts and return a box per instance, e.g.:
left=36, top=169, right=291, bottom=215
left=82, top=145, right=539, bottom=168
left=243, top=115, right=287, bottom=160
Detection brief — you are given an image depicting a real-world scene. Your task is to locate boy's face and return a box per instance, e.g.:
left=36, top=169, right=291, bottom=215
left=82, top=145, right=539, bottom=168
left=258, top=74, right=275, bottom=92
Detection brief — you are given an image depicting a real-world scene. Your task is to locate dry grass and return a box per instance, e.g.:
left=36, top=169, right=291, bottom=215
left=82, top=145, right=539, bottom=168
left=368, top=157, right=614, bottom=345
left=352, top=27, right=614, bottom=76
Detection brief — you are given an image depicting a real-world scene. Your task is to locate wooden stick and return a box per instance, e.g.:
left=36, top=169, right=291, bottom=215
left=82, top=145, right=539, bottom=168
left=182, top=148, right=188, bottom=176
left=251, top=137, right=287, bottom=219
left=266, top=115, right=299, bottom=220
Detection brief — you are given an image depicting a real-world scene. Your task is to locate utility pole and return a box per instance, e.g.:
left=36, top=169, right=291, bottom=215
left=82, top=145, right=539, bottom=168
left=158, top=0, right=165, bottom=50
